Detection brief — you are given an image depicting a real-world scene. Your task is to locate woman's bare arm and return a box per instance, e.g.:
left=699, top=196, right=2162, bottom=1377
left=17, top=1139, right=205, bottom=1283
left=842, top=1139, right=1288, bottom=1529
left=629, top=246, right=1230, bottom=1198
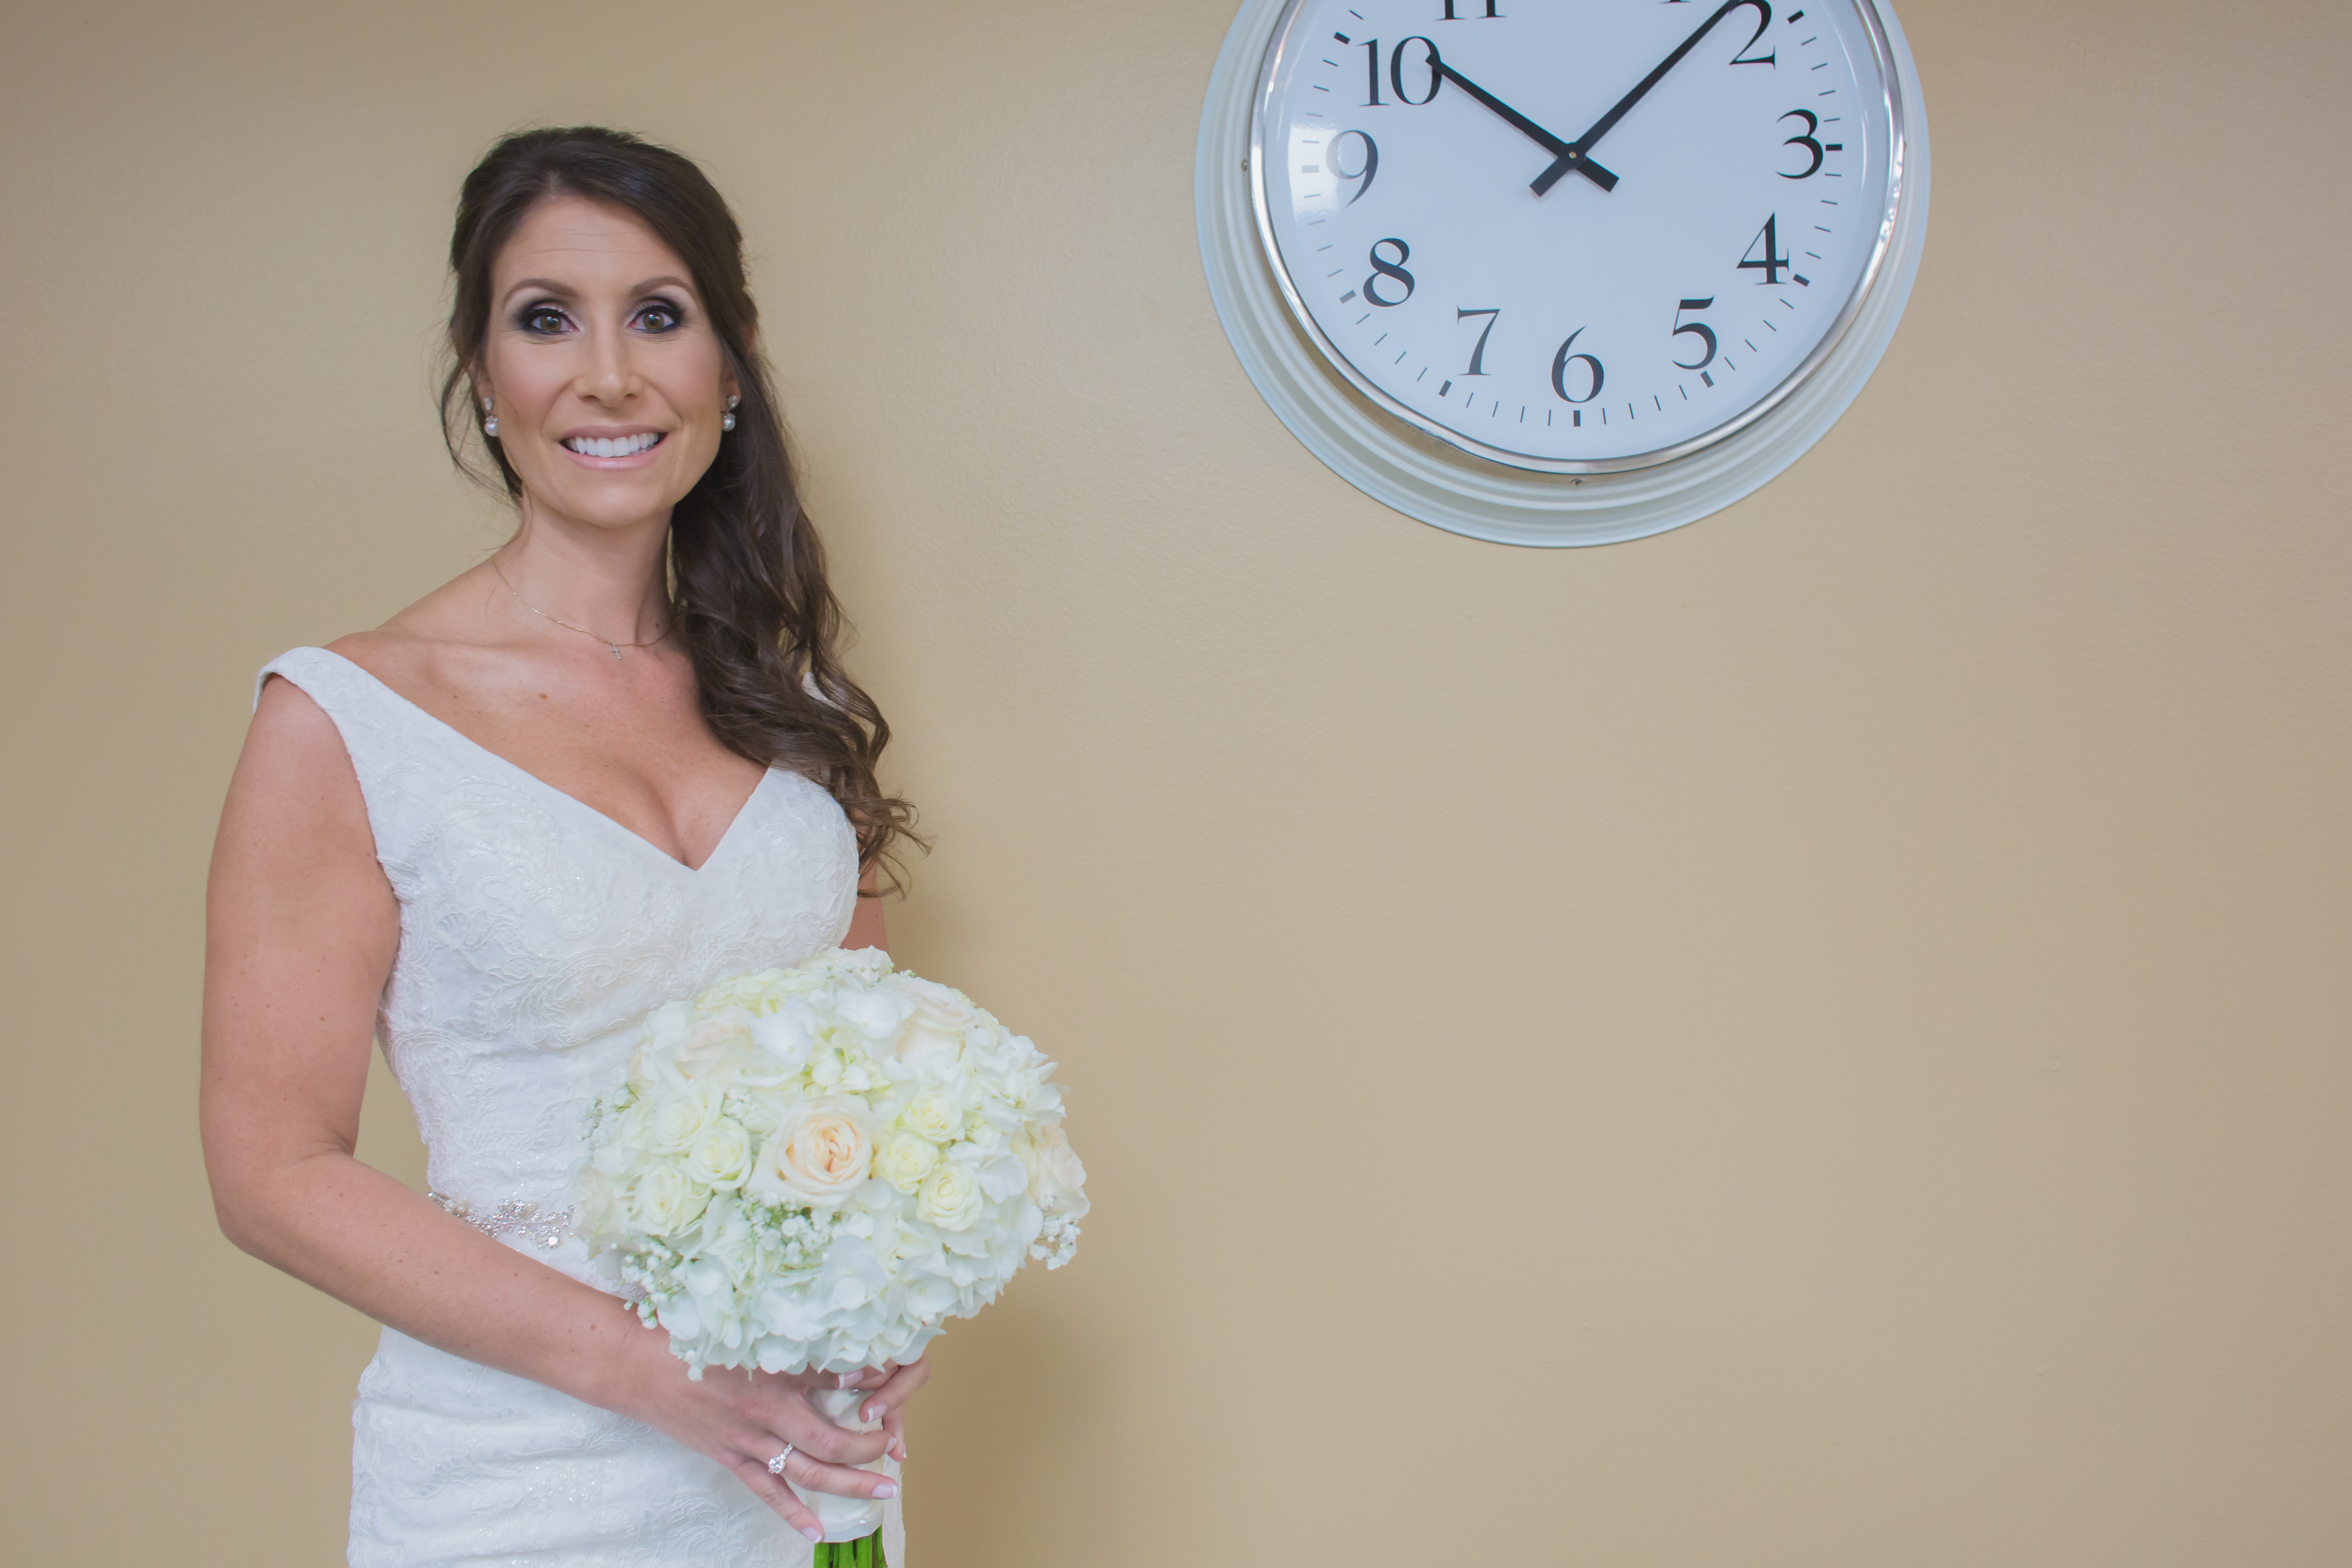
left=199, top=677, right=912, bottom=1537
left=844, top=863, right=889, bottom=950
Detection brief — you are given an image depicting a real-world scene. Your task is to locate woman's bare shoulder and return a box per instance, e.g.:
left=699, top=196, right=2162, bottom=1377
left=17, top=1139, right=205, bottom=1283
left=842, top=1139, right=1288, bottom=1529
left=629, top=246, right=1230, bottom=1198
left=318, top=565, right=506, bottom=699
left=319, top=628, right=415, bottom=689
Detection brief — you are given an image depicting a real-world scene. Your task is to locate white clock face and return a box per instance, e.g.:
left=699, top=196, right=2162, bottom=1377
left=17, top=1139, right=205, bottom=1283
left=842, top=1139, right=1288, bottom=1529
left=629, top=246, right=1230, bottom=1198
left=1252, top=0, right=1900, bottom=472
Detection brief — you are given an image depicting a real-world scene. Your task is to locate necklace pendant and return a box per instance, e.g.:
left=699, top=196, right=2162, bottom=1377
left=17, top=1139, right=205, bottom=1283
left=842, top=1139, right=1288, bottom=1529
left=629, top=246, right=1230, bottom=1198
left=608, top=644, right=624, bottom=660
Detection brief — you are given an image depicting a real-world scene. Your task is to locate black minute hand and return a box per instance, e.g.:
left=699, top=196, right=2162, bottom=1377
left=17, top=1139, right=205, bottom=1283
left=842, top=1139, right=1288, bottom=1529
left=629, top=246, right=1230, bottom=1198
left=1530, top=0, right=1769, bottom=197
left=1434, top=59, right=1620, bottom=192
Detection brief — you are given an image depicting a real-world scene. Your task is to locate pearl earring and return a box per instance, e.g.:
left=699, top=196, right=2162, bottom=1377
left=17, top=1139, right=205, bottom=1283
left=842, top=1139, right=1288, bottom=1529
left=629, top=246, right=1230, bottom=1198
left=722, top=394, right=739, bottom=433
left=481, top=396, right=497, bottom=439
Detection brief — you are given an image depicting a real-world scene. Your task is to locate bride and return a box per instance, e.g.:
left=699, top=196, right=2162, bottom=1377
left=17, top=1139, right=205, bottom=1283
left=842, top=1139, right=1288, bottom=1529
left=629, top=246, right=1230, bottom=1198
left=200, top=126, right=928, bottom=1564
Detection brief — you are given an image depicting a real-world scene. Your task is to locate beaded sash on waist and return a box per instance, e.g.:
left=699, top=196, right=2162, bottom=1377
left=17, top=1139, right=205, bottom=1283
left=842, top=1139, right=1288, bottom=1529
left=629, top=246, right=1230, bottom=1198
left=430, top=1190, right=574, bottom=1250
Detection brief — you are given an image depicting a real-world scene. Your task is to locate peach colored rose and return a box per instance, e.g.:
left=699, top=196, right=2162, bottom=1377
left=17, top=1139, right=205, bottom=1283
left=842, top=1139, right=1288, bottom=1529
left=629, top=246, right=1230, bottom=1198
left=748, top=1095, right=880, bottom=1211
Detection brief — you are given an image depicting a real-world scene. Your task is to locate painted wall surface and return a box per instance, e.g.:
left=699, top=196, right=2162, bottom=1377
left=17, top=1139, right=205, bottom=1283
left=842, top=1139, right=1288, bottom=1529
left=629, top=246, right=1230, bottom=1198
left=2, top=1, right=2346, bottom=1562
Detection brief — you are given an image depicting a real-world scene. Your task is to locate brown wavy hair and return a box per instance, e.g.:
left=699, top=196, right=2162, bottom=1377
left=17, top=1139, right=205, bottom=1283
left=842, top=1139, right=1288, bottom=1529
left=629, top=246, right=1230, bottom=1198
left=438, top=126, right=918, bottom=894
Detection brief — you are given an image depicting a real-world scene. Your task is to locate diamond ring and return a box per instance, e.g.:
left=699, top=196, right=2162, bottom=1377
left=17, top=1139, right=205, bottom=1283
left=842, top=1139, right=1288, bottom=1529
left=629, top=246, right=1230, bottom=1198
left=766, top=1444, right=795, bottom=1476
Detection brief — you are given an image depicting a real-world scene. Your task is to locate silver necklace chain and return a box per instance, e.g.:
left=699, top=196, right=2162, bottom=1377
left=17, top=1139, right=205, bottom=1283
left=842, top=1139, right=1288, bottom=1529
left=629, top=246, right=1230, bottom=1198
left=491, top=558, right=669, bottom=660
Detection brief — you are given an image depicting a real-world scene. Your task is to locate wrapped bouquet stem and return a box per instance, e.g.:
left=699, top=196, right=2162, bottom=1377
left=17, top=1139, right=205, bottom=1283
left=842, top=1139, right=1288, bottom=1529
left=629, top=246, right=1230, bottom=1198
left=797, top=1385, right=894, bottom=1553
left=575, top=947, right=1087, bottom=1557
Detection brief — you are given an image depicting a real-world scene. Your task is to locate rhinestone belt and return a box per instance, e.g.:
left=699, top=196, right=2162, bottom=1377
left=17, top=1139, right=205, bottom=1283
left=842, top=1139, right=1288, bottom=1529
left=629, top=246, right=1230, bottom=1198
left=430, top=1190, right=574, bottom=1250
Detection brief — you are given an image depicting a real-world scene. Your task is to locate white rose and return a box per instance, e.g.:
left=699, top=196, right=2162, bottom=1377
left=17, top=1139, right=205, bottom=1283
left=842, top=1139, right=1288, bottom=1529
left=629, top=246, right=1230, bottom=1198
left=747, top=1094, right=880, bottom=1211
left=697, top=972, right=758, bottom=1010
left=735, top=1087, right=794, bottom=1137
left=593, top=1101, right=657, bottom=1172
left=916, top=1162, right=985, bottom=1231
left=886, top=975, right=981, bottom=1073
left=576, top=1168, right=624, bottom=1238
left=683, top=1119, right=753, bottom=1189
left=902, top=1090, right=961, bottom=1144
left=673, top=1012, right=754, bottom=1080
left=629, top=1167, right=709, bottom=1236
left=647, top=1079, right=727, bottom=1155
left=1025, top=1121, right=1090, bottom=1220
left=638, top=1000, right=697, bottom=1058
left=874, top=1130, right=940, bottom=1195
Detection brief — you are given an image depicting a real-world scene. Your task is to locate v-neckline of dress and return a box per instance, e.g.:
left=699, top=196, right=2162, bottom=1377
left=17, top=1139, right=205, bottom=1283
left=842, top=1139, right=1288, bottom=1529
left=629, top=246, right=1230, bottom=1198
left=310, top=647, right=771, bottom=875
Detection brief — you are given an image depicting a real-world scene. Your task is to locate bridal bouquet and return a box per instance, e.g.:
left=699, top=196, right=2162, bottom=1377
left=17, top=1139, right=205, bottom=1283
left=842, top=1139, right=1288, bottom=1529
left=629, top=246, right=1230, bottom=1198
left=575, top=947, right=1085, bottom=1553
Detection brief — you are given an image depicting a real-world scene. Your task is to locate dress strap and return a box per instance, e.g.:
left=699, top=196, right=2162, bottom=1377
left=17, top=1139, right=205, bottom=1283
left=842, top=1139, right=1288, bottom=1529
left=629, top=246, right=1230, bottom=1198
left=253, top=646, right=438, bottom=891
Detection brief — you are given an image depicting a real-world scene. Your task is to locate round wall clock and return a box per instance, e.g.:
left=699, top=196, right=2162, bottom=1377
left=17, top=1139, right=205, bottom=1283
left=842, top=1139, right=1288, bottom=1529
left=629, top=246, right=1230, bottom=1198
left=1196, top=0, right=1930, bottom=546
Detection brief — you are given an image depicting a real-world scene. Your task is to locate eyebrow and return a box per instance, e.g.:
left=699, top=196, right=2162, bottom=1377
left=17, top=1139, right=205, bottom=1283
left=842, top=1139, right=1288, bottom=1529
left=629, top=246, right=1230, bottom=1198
left=500, top=274, right=698, bottom=306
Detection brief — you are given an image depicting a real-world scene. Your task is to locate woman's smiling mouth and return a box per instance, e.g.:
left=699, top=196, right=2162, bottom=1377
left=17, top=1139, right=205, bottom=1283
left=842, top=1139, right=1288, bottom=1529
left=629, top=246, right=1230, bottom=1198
left=563, top=431, right=665, bottom=458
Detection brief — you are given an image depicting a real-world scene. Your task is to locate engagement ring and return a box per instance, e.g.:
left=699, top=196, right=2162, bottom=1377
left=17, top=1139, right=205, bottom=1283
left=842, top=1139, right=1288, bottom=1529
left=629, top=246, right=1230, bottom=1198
left=766, top=1445, right=794, bottom=1476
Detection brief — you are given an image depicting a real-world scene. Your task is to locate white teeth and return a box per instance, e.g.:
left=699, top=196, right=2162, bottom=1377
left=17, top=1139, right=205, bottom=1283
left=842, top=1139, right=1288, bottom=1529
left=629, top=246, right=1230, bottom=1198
left=566, top=433, right=662, bottom=457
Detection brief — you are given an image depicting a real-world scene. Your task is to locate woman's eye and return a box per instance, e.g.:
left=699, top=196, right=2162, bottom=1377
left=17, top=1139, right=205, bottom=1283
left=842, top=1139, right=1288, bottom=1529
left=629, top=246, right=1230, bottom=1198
left=638, top=303, right=683, bottom=333
left=521, top=306, right=569, bottom=335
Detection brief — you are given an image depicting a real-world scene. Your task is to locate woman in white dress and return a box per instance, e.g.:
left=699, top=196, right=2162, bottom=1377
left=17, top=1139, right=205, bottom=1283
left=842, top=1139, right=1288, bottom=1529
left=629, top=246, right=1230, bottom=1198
left=200, top=127, right=929, bottom=1564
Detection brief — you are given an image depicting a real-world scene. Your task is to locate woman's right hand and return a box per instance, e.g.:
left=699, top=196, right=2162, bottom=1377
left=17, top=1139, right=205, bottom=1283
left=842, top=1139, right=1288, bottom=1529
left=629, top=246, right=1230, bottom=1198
left=603, top=1316, right=902, bottom=1541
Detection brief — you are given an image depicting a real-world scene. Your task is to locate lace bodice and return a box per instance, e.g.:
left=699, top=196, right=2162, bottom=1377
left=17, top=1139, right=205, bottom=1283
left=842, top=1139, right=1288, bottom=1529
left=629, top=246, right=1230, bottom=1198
left=258, top=647, right=897, bottom=1567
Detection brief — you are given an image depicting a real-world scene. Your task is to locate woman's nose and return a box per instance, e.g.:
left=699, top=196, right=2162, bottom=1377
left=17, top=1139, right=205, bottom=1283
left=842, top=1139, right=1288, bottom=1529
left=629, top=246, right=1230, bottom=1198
left=580, top=324, right=639, bottom=402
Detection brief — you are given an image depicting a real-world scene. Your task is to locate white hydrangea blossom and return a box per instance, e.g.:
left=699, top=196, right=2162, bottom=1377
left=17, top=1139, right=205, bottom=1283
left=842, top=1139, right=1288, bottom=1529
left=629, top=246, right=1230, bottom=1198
left=578, top=947, right=1087, bottom=1377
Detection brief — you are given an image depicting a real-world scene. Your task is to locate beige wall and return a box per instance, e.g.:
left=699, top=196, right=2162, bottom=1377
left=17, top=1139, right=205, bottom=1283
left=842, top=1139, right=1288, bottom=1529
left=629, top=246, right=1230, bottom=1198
left=4, top=0, right=2347, bottom=1562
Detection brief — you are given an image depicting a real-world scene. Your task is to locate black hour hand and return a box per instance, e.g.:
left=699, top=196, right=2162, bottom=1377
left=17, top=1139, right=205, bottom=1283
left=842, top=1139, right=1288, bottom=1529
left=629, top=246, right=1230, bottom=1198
left=1434, top=61, right=1620, bottom=193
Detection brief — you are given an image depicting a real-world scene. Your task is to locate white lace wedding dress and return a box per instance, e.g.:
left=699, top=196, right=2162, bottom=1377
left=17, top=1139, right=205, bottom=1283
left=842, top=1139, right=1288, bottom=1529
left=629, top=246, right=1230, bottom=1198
left=259, top=647, right=906, bottom=1568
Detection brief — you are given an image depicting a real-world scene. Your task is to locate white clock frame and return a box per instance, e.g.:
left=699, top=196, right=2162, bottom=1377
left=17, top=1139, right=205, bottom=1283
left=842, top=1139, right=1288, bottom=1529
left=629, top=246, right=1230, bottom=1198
left=1195, top=0, right=1932, bottom=547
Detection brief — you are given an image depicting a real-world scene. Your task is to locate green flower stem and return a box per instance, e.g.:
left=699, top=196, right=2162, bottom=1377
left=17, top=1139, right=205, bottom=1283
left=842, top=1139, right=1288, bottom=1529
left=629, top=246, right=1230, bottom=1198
left=812, top=1529, right=884, bottom=1567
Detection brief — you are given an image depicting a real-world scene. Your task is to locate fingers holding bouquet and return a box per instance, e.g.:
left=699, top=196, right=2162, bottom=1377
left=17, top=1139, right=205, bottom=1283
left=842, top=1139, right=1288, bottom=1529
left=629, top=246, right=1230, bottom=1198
left=620, top=1344, right=896, bottom=1543
left=840, top=1361, right=896, bottom=1391
left=713, top=1375, right=899, bottom=1541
